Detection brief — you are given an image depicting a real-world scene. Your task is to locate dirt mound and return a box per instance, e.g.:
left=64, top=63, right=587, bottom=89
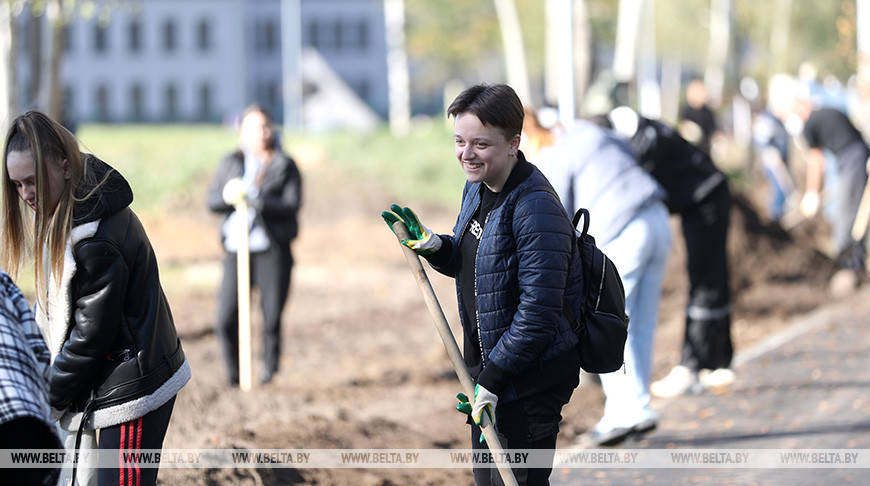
left=728, top=193, right=839, bottom=317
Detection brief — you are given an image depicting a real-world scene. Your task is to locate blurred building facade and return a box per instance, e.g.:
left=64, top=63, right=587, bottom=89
left=15, top=0, right=388, bottom=127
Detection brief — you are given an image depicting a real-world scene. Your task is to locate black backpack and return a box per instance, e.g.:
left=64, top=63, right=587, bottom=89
left=565, top=208, right=629, bottom=373
left=517, top=187, right=629, bottom=374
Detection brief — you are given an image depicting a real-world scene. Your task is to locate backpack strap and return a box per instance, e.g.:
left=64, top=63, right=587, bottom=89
left=517, top=186, right=587, bottom=241
left=516, top=185, right=559, bottom=205
left=572, top=208, right=591, bottom=240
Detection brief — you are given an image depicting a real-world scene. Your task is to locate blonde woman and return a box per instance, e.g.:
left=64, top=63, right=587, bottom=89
left=1, top=110, right=189, bottom=485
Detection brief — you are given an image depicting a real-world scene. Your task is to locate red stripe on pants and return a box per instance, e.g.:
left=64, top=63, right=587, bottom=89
left=134, top=417, right=143, bottom=485
left=119, top=423, right=126, bottom=486
left=118, top=420, right=142, bottom=486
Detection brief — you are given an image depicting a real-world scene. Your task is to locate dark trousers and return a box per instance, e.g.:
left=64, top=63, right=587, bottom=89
left=97, top=396, right=176, bottom=486
left=470, top=376, right=578, bottom=486
left=831, top=142, right=869, bottom=271
left=216, top=244, right=293, bottom=382
left=680, top=183, right=733, bottom=371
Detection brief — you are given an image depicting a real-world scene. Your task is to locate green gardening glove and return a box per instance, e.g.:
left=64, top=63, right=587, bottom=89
left=471, top=384, right=497, bottom=428
left=456, top=392, right=473, bottom=416
left=381, top=204, right=442, bottom=255
left=456, top=392, right=486, bottom=444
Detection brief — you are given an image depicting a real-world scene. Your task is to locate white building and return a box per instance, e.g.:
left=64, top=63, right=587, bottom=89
left=19, top=0, right=388, bottom=127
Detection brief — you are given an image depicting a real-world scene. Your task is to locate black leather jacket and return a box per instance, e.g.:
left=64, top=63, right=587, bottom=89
left=41, top=155, right=188, bottom=429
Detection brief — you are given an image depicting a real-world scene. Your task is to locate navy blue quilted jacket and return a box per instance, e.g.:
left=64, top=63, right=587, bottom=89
left=430, top=155, right=582, bottom=403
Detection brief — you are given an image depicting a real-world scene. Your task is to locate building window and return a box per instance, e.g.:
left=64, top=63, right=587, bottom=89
left=198, top=82, right=212, bottom=121
left=256, top=80, right=281, bottom=113
left=353, top=78, right=371, bottom=103
left=63, top=86, right=74, bottom=116
left=332, top=20, right=343, bottom=52
left=356, top=18, right=369, bottom=50
left=306, top=20, right=319, bottom=49
left=62, top=86, right=76, bottom=132
left=267, top=81, right=280, bottom=109
left=164, top=83, right=178, bottom=121
left=94, top=23, right=108, bottom=54
left=129, top=84, right=144, bottom=121
left=197, top=19, right=211, bottom=52
left=254, top=19, right=278, bottom=54
left=305, top=18, right=368, bottom=52
left=128, top=19, right=142, bottom=53
left=95, top=84, right=110, bottom=122
left=162, top=19, right=177, bottom=52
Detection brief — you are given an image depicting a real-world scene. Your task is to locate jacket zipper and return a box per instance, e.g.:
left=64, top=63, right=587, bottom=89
left=459, top=194, right=488, bottom=367
left=474, top=211, right=491, bottom=367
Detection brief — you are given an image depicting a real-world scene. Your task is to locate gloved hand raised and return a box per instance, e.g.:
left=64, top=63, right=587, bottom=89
left=381, top=204, right=442, bottom=255
left=222, top=178, right=248, bottom=206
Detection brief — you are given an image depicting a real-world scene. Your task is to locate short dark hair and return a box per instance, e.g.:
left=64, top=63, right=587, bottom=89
left=447, top=84, right=524, bottom=141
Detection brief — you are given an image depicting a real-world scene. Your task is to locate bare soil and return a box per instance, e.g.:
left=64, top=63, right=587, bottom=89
left=146, top=162, right=841, bottom=485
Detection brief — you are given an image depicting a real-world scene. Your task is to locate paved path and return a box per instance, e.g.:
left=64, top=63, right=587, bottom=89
left=553, top=286, right=870, bottom=485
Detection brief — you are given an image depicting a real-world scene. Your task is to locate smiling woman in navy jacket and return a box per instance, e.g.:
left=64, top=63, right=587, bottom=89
left=384, top=84, right=582, bottom=486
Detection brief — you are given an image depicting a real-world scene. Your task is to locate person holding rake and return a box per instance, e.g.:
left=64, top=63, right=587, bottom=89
left=383, top=83, right=582, bottom=486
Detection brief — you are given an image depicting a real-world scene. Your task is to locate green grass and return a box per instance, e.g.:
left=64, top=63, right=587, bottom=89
left=282, top=122, right=464, bottom=208
left=76, top=124, right=240, bottom=213
left=76, top=120, right=465, bottom=216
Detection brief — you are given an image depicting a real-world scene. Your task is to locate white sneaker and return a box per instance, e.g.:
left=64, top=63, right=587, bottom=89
left=699, top=368, right=736, bottom=388
left=650, top=365, right=703, bottom=398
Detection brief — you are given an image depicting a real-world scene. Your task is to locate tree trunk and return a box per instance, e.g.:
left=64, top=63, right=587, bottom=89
left=545, top=0, right=575, bottom=123
left=281, top=0, right=303, bottom=130
left=544, top=0, right=561, bottom=106
left=855, top=0, right=870, bottom=137
left=612, top=0, right=644, bottom=106
left=36, top=0, right=65, bottom=120
left=770, top=0, right=792, bottom=75
left=0, top=0, right=18, bottom=123
left=492, top=0, right=530, bottom=103
left=704, top=0, right=732, bottom=108
left=384, top=0, right=410, bottom=136
left=637, top=0, right=659, bottom=117
left=572, top=0, right=591, bottom=116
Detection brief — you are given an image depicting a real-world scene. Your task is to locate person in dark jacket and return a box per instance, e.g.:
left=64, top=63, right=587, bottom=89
left=1, top=110, right=189, bottom=486
left=678, top=79, right=720, bottom=156
left=791, top=92, right=869, bottom=293
left=606, top=106, right=735, bottom=398
left=383, top=84, right=582, bottom=485
left=206, top=104, right=302, bottom=386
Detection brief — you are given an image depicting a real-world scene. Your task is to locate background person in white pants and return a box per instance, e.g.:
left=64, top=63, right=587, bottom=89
left=523, top=110, right=672, bottom=447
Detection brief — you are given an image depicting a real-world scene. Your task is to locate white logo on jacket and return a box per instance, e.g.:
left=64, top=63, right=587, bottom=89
left=470, top=219, right=483, bottom=240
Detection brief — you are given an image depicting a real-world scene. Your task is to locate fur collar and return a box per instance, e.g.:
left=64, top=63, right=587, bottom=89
left=35, top=220, right=100, bottom=361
